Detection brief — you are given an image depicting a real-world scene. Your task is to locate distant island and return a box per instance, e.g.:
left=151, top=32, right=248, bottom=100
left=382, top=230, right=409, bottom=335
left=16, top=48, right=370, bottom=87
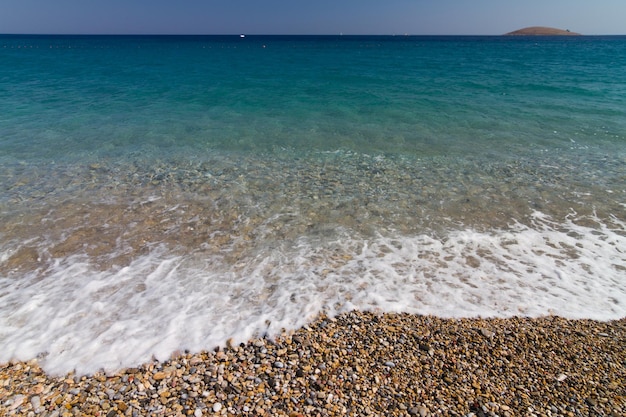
left=504, top=26, right=581, bottom=36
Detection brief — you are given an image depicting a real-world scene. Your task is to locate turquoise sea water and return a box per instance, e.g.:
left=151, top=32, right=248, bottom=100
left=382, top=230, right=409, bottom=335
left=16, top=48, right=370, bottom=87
left=1, top=35, right=625, bottom=374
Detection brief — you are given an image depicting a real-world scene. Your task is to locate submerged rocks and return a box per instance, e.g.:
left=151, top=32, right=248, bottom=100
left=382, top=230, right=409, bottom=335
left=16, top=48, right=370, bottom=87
left=1, top=311, right=625, bottom=416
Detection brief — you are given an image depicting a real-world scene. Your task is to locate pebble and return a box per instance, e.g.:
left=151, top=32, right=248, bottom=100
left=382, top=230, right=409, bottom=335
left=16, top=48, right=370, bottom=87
left=30, top=395, right=41, bottom=411
left=0, top=312, right=624, bottom=417
left=480, top=328, right=495, bottom=338
left=153, top=371, right=167, bottom=380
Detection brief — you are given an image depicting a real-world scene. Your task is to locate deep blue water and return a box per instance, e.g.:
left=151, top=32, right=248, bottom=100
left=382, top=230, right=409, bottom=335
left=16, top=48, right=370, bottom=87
left=1, top=35, right=625, bottom=374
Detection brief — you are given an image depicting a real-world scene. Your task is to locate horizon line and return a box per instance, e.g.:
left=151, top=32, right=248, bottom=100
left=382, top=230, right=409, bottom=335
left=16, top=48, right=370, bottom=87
left=2, top=33, right=624, bottom=36
left=2, top=32, right=625, bottom=37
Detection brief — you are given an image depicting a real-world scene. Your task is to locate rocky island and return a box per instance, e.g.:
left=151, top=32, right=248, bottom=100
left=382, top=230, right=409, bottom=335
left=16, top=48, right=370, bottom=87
left=505, top=26, right=581, bottom=36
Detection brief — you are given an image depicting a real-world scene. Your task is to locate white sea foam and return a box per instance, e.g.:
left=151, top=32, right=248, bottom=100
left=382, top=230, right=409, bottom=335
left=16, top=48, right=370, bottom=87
left=0, top=211, right=624, bottom=375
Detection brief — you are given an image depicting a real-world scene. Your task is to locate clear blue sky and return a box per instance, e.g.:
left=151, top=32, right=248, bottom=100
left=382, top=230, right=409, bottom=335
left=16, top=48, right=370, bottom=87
left=1, top=0, right=624, bottom=35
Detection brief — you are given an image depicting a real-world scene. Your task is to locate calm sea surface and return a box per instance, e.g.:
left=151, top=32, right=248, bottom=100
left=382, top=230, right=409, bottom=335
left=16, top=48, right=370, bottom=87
left=1, top=35, right=625, bottom=374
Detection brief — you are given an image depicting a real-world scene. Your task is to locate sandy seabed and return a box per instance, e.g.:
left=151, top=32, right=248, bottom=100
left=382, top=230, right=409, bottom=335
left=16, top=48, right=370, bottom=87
left=1, top=311, right=624, bottom=417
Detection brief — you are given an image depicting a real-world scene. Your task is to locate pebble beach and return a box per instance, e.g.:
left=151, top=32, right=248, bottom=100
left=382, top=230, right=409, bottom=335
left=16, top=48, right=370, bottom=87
left=2, top=311, right=624, bottom=417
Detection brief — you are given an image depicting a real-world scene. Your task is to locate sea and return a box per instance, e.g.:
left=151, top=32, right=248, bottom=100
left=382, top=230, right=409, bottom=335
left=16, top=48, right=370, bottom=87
left=1, top=35, right=625, bottom=375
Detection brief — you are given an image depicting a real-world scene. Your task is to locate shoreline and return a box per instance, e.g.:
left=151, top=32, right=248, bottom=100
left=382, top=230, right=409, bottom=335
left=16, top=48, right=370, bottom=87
left=1, top=311, right=624, bottom=416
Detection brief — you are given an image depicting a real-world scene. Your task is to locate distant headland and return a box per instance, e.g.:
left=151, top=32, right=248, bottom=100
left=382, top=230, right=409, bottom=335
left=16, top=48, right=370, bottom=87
left=504, top=26, right=581, bottom=36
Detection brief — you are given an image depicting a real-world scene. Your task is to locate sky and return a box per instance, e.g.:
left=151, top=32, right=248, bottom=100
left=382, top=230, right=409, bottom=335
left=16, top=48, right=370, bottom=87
left=0, top=0, right=624, bottom=36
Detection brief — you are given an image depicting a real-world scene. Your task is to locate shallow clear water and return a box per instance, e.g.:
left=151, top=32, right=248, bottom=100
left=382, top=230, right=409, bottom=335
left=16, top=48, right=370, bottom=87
left=1, top=35, right=625, bottom=375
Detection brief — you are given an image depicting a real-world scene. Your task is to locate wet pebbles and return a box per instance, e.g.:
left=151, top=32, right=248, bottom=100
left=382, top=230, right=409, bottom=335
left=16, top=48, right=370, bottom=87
left=1, top=311, right=624, bottom=416
left=4, top=150, right=623, bottom=275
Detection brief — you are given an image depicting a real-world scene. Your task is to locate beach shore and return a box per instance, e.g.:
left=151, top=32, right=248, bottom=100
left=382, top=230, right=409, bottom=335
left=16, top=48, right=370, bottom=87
left=1, top=311, right=624, bottom=416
